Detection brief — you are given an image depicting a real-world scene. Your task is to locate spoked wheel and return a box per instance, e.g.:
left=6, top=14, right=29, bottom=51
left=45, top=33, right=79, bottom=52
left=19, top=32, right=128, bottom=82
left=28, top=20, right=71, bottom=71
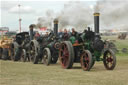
left=103, top=49, right=116, bottom=70
left=20, top=49, right=26, bottom=62
left=30, top=41, right=39, bottom=64
left=59, top=41, right=74, bottom=69
left=42, top=48, right=51, bottom=66
left=10, top=42, right=21, bottom=61
left=51, top=42, right=60, bottom=64
left=80, top=50, right=93, bottom=71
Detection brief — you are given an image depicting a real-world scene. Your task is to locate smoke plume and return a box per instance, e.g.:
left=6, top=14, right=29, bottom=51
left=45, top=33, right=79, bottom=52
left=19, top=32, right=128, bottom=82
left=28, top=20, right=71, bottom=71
left=36, top=0, right=128, bottom=31
left=95, top=0, right=128, bottom=30
left=58, top=1, right=93, bottom=30
left=36, top=9, right=54, bottom=28
left=36, top=1, right=93, bottom=31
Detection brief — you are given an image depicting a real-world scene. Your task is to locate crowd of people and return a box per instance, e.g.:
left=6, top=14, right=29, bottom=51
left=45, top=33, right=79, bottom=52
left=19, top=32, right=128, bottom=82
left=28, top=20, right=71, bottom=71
left=58, top=28, right=78, bottom=40
left=34, top=28, right=79, bottom=40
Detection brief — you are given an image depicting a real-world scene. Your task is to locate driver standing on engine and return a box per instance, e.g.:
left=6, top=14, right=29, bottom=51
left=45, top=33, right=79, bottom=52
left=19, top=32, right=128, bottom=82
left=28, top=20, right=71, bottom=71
left=71, top=28, right=78, bottom=38
left=45, top=32, right=49, bottom=37
left=34, top=32, right=40, bottom=39
left=62, top=29, right=69, bottom=40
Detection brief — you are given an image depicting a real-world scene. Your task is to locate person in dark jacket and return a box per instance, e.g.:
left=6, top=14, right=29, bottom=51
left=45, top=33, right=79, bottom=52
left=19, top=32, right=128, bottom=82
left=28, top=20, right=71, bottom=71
left=62, top=29, right=69, bottom=40
left=71, top=28, right=78, bottom=38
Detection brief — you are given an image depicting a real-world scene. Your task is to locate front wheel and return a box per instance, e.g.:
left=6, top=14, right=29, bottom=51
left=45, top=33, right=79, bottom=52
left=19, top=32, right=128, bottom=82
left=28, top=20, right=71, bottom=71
left=42, top=48, right=52, bottom=66
left=80, top=50, right=93, bottom=71
left=103, top=49, right=116, bottom=70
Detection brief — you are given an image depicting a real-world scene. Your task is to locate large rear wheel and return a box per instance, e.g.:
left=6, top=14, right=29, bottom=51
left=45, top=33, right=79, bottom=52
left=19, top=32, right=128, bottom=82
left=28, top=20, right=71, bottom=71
left=80, top=50, right=93, bottom=71
left=10, top=42, right=21, bottom=61
left=103, top=49, right=116, bottom=70
left=42, top=48, right=52, bottom=65
left=30, top=41, right=39, bottom=64
left=59, top=41, right=74, bottom=69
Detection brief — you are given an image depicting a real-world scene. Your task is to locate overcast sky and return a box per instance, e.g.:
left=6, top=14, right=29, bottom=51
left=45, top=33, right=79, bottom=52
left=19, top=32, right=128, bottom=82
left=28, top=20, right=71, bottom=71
left=0, top=0, right=98, bottom=31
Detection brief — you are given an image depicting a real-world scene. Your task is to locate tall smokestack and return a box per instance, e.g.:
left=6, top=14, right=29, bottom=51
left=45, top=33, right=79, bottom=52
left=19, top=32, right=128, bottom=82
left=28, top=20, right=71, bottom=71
left=29, top=24, right=35, bottom=40
left=53, top=19, right=58, bottom=37
left=94, top=13, right=100, bottom=34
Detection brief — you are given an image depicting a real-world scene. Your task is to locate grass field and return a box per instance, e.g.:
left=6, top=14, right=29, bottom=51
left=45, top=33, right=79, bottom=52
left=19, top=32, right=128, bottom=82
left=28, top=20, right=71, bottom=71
left=102, top=35, right=128, bottom=56
left=0, top=35, right=128, bottom=85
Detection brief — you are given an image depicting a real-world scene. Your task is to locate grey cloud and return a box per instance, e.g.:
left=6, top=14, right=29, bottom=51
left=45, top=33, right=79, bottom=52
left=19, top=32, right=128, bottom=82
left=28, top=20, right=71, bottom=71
left=95, top=0, right=128, bottom=30
left=8, top=5, right=36, bottom=14
left=1, top=1, right=36, bottom=14
left=37, top=1, right=93, bottom=31
left=1, top=1, right=18, bottom=10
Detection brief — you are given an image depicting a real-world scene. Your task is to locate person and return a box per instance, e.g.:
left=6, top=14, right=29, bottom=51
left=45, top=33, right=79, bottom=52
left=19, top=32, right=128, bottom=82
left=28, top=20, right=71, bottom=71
left=62, top=29, right=69, bottom=40
left=34, top=32, right=40, bottom=39
left=45, top=32, right=49, bottom=37
left=71, top=28, right=78, bottom=38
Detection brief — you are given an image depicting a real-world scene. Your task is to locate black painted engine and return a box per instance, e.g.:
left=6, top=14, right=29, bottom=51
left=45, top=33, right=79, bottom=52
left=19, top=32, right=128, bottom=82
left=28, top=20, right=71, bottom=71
left=84, top=28, right=104, bottom=52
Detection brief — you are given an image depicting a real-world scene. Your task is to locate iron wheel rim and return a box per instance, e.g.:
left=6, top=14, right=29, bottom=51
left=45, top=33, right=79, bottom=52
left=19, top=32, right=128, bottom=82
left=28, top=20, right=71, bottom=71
left=59, top=43, right=69, bottom=68
left=43, top=50, right=48, bottom=64
left=103, top=50, right=115, bottom=69
left=81, top=52, right=90, bottom=70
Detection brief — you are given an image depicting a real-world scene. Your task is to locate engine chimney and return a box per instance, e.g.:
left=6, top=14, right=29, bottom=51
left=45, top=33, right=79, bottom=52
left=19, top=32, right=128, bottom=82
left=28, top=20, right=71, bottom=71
left=29, top=24, right=35, bottom=40
left=53, top=19, right=58, bottom=37
left=94, top=13, right=100, bottom=34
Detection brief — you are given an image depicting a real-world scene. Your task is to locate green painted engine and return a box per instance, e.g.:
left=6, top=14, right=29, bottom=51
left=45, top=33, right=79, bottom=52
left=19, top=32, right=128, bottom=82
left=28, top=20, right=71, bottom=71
left=69, top=28, right=104, bottom=61
left=81, top=28, right=104, bottom=61
left=59, top=13, right=116, bottom=71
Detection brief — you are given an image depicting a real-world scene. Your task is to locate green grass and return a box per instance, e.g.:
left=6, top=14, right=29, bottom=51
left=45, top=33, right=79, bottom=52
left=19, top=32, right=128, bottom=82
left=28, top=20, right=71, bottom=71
left=102, top=35, right=128, bottom=49
left=0, top=56, right=128, bottom=85
left=102, top=35, right=128, bottom=56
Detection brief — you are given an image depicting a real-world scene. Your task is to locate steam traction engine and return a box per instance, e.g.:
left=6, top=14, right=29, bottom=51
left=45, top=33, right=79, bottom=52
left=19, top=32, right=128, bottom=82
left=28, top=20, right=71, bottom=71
left=59, top=13, right=116, bottom=71
left=29, top=19, right=60, bottom=65
left=11, top=32, right=30, bottom=61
